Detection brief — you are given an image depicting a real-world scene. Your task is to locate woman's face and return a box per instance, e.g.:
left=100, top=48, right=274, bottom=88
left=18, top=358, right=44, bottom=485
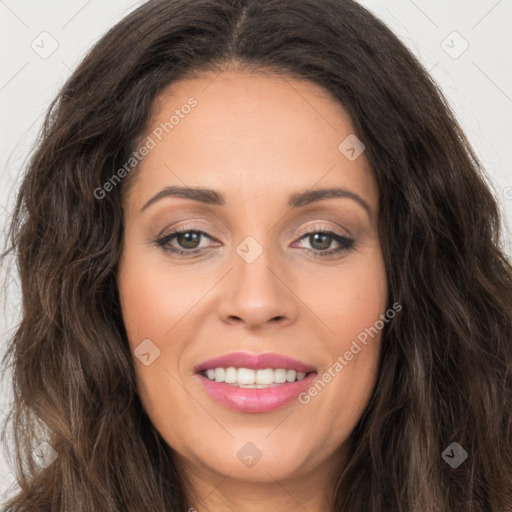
left=117, top=70, right=387, bottom=502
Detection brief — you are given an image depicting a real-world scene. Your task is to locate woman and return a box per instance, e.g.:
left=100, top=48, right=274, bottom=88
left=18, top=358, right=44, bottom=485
left=1, top=0, right=511, bottom=510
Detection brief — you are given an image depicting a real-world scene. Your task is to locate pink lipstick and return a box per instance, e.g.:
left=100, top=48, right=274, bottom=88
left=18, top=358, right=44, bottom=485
left=194, top=352, right=317, bottom=413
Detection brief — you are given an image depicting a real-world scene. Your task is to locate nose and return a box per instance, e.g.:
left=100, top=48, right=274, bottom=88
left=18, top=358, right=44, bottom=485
left=216, top=247, right=299, bottom=330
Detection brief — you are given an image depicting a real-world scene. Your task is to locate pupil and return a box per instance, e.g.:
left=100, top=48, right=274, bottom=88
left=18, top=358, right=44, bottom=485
left=178, top=231, right=200, bottom=249
left=310, top=233, right=330, bottom=250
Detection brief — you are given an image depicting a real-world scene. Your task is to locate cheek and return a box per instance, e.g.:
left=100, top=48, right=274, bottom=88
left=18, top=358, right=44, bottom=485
left=299, top=248, right=388, bottom=348
left=117, top=249, right=204, bottom=345
left=299, top=250, right=387, bottom=428
left=334, top=263, right=387, bottom=341
left=116, top=250, right=202, bottom=440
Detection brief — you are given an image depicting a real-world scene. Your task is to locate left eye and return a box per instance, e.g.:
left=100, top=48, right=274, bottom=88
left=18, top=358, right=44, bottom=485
left=155, top=228, right=355, bottom=257
left=293, top=231, right=355, bottom=254
left=156, top=229, right=216, bottom=254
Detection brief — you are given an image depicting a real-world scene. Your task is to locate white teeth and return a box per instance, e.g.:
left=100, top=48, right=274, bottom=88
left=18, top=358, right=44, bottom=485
left=274, top=369, right=287, bottom=383
left=256, top=368, right=274, bottom=385
left=224, top=367, right=237, bottom=383
left=202, top=367, right=311, bottom=385
left=237, top=383, right=270, bottom=389
left=237, top=368, right=255, bottom=385
left=286, top=370, right=297, bottom=382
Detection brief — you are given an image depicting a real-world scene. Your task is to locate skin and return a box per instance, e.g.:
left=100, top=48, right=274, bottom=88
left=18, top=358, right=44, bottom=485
left=117, top=68, right=388, bottom=512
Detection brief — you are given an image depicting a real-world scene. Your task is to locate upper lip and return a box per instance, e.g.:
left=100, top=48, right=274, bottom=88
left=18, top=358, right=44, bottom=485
left=194, top=352, right=317, bottom=373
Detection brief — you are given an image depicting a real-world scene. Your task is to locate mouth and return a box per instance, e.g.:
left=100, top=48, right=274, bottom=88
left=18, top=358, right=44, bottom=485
left=198, top=367, right=313, bottom=388
left=194, top=352, right=317, bottom=412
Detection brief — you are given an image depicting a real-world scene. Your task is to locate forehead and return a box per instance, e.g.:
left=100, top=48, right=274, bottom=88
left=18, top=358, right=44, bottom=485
left=123, top=70, right=378, bottom=215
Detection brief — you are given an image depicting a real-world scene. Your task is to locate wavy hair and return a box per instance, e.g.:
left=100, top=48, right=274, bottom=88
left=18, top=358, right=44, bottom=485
left=1, top=0, right=511, bottom=510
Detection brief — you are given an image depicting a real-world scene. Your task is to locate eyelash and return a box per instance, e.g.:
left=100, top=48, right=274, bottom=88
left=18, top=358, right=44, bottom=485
left=154, top=224, right=355, bottom=259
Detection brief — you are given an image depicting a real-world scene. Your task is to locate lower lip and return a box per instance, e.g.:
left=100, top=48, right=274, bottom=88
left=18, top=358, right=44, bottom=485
left=195, top=372, right=317, bottom=413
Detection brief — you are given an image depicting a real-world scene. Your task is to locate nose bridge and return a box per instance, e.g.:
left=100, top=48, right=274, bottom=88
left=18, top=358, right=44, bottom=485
left=216, top=232, right=298, bottom=328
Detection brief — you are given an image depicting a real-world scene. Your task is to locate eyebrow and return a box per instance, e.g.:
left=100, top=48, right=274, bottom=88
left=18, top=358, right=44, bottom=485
left=140, top=185, right=372, bottom=218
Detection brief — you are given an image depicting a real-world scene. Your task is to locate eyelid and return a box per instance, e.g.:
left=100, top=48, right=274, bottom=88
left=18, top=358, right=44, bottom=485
left=158, top=220, right=351, bottom=242
left=294, top=221, right=352, bottom=240
left=157, top=221, right=217, bottom=239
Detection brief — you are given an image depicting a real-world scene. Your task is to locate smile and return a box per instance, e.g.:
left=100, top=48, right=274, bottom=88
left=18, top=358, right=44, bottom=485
left=194, top=352, right=317, bottom=412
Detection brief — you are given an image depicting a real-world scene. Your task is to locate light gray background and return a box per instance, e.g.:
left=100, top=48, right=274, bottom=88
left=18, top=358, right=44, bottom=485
left=1, top=0, right=511, bottom=502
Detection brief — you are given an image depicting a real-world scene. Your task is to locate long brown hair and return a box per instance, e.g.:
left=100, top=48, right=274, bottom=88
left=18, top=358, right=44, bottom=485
left=2, top=0, right=511, bottom=510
